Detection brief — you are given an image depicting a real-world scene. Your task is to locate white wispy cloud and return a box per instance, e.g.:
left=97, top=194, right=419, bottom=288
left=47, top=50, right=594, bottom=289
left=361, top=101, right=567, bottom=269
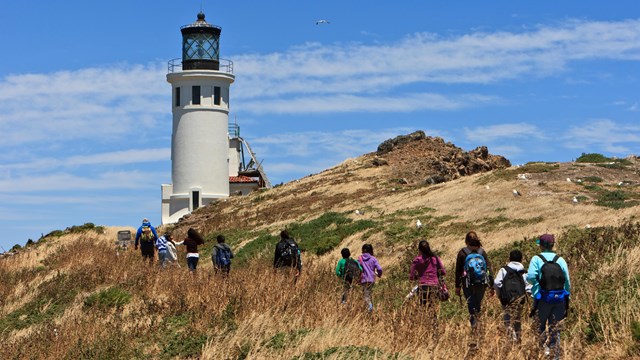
left=0, top=64, right=168, bottom=148
left=464, top=123, right=544, bottom=143
left=0, top=170, right=165, bottom=193
left=250, top=127, right=417, bottom=159
left=0, top=148, right=170, bottom=172
left=241, top=93, right=499, bottom=114
left=564, top=119, right=640, bottom=154
left=233, top=19, right=640, bottom=104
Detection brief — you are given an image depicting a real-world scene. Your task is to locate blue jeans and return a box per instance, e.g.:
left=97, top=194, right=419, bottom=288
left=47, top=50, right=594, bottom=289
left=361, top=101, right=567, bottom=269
left=157, top=250, right=168, bottom=268
left=187, top=256, right=199, bottom=271
left=463, top=285, right=486, bottom=327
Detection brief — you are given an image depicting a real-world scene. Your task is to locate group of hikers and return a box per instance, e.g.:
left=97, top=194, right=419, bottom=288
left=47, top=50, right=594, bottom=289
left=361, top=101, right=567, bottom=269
left=133, top=219, right=570, bottom=358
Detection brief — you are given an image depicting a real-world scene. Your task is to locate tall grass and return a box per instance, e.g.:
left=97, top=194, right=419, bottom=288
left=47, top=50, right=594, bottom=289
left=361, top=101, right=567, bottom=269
left=0, top=221, right=639, bottom=359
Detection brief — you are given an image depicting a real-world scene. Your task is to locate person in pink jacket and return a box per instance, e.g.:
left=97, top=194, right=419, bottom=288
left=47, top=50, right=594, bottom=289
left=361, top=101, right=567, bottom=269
left=410, top=239, right=446, bottom=307
left=358, top=243, right=383, bottom=312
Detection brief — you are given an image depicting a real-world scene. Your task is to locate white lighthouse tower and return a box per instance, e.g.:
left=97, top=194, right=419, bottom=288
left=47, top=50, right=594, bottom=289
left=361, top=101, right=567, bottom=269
left=161, top=12, right=235, bottom=224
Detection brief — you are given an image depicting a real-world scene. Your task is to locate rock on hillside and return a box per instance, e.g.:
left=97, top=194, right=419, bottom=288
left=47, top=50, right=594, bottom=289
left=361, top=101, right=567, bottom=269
left=374, top=130, right=511, bottom=185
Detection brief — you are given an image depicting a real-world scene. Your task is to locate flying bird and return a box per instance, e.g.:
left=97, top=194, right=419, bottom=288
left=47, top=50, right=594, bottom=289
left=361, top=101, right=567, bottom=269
left=512, top=189, right=521, bottom=197
left=315, top=19, right=330, bottom=25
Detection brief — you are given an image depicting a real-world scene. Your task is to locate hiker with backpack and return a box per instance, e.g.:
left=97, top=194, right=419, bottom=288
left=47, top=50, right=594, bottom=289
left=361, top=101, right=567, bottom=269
left=335, top=248, right=363, bottom=304
left=212, top=234, right=234, bottom=275
left=455, top=231, right=494, bottom=334
left=527, top=234, right=571, bottom=358
left=274, top=230, right=302, bottom=279
left=174, top=228, right=205, bottom=272
left=409, top=239, right=446, bottom=309
left=493, top=249, right=532, bottom=342
left=358, top=243, right=383, bottom=312
left=134, top=218, right=158, bottom=262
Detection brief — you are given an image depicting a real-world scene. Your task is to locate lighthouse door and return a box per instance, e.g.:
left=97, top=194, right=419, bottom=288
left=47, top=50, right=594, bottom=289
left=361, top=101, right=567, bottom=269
left=191, top=190, right=200, bottom=211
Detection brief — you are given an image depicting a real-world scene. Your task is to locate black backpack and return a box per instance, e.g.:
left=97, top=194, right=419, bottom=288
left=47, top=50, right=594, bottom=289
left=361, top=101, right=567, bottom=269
left=343, top=258, right=362, bottom=283
left=279, top=239, right=299, bottom=267
left=498, top=266, right=526, bottom=306
left=537, top=254, right=566, bottom=291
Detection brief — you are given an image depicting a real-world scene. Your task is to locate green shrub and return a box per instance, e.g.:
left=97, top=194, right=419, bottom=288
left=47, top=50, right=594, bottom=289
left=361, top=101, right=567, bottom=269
left=84, top=287, right=131, bottom=309
left=596, top=190, right=638, bottom=209
left=576, top=153, right=611, bottom=163
left=576, top=152, right=631, bottom=166
left=290, top=212, right=377, bottom=255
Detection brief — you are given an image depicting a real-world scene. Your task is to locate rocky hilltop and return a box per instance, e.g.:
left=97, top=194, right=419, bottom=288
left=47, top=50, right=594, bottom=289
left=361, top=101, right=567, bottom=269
left=373, top=130, right=511, bottom=185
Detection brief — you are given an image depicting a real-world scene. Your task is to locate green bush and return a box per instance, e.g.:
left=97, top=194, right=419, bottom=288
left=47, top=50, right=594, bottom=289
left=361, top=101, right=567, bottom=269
left=576, top=152, right=631, bottom=166
left=84, top=287, right=131, bottom=309
left=290, top=212, right=377, bottom=255
left=596, top=190, right=638, bottom=209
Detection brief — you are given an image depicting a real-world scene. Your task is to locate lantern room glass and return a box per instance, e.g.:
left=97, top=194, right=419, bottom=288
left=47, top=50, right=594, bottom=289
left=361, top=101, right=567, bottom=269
left=182, top=33, right=219, bottom=61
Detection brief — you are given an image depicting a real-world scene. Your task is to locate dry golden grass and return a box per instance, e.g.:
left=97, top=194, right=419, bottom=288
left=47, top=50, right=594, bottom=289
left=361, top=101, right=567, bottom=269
left=1, top=156, right=639, bottom=359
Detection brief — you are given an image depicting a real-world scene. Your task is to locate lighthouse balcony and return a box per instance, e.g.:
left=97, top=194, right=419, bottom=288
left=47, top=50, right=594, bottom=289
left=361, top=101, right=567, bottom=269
left=168, top=58, right=233, bottom=73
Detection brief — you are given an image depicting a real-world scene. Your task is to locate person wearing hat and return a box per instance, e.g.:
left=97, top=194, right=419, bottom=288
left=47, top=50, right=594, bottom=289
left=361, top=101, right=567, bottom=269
left=527, top=234, right=571, bottom=358
left=135, top=218, right=158, bottom=262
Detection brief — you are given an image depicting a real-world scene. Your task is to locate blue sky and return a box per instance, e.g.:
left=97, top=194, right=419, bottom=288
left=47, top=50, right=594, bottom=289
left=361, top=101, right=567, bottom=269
left=0, top=1, right=639, bottom=249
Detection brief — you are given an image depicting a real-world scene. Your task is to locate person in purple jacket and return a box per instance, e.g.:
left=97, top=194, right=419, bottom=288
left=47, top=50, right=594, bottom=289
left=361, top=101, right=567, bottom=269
left=358, top=243, right=383, bottom=312
left=410, top=239, right=446, bottom=308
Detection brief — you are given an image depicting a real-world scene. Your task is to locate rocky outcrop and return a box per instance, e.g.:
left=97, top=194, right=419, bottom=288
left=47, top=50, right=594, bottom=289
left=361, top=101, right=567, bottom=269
left=377, top=130, right=426, bottom=155
left=375, top=132, right=511, bottom=185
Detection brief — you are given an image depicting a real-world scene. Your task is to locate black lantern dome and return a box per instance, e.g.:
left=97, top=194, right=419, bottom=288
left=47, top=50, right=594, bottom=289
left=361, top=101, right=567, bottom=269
left=181, top=12, right=221, bottom=70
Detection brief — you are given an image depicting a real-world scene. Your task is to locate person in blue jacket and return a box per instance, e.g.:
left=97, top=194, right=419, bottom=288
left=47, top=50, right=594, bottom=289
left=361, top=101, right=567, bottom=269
left=135, top=218, right=158, bottom=262
left=527, top=233, right=571, bottom=358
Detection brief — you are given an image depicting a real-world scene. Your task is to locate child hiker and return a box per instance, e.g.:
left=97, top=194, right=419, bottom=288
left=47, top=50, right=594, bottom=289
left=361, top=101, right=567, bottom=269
left=493, top=249, right=532, bottom=342
left=358, top=244, right=382, bottom=312
left=335, top=248, right=363, bottom=304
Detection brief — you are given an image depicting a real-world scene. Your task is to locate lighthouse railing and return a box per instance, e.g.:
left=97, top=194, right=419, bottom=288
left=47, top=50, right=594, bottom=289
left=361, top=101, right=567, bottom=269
left=168, top=58, right=234, bottom=74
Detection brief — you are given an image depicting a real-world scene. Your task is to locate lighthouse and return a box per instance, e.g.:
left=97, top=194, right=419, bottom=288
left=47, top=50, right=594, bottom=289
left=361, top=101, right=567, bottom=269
left=161, top=12, right=235, bottom=224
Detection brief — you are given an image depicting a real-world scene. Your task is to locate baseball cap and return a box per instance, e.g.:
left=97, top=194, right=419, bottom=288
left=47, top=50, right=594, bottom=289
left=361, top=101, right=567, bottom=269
left=536, top=233, right=555, bottom=246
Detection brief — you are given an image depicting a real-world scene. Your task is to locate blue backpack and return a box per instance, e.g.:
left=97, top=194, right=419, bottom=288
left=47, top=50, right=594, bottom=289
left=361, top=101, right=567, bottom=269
left=463, top=248, right=489, bottom=286
left=214, top=245, right=232, bottom=268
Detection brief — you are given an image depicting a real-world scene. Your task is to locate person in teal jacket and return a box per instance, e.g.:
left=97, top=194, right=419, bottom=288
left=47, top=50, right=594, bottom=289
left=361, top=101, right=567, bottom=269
left=527, top=234, right=571, bottom=359
left=335, top=248, right=363, bottom=304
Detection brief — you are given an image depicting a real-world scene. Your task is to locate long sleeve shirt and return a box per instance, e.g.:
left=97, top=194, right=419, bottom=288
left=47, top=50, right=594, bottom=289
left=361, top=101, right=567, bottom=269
left=409, top=255, right=445, bottom=286
left=526, top=251, right=571, bottom=298
left=335, top=257, right=363, bottom=278
left=493, top=261, right=533, bottom=294
left=358, top=253, right=382, bottom=283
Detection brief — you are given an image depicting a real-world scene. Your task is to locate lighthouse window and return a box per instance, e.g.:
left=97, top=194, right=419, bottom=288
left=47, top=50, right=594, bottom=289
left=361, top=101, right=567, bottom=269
left=192, top=86, right=201, bottom=105
left=214, top=86, right=221, bottom=105
left=175, top=87, right=181, bottom=107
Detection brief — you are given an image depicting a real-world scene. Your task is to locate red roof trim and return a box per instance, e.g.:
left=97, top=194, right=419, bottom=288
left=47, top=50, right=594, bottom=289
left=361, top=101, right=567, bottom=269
left=229, top=176, right=259, bottom=183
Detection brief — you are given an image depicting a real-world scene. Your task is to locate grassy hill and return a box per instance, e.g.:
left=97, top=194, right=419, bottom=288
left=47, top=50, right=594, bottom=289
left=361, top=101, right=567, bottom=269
left=1, top=135, right=639, bottom=359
